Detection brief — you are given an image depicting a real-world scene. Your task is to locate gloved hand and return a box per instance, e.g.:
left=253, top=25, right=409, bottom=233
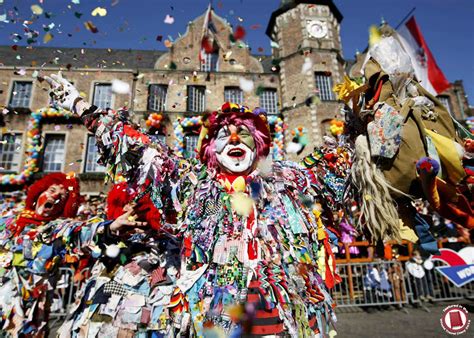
left=44, top=71, right=81, bottom=112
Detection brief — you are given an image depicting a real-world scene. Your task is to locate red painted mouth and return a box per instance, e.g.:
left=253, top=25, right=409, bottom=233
left=227, top=147, right=246, bottom=160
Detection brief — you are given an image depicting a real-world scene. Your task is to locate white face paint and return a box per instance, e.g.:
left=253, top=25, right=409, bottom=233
left=215, top=124, right=257, bottom=174
left=35, top=184, right=67, bottom=218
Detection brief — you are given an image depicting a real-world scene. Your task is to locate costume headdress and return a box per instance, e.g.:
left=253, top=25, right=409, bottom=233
left=25, top=173, right=81, bottom=218
left=197, top=102, right=271, bottom=164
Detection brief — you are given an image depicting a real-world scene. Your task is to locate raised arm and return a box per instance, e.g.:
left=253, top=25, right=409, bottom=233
left=44, top=72, right=178, bottom=190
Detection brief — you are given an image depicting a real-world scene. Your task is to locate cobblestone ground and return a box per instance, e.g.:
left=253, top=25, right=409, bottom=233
left=336, top=302, right=474, bottom=338
left=49, top=301, right=474, bottom=337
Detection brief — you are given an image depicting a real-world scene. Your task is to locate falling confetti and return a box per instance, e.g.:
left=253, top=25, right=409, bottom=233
left=15, top=68, right=26, bottom=76
left=84, top=21, right=99, bottom=33
left=239, top=77, right=254, bottom=93
left=112, top=79, right=130, bottom=94
left=232, top=26, right=246, bottom=41
left=164, top=14, right=174, bottom=24
left=43, top=32, right=53, bottom=43
left=301, top=57, right=313, bottom=74
left=31, top=5, right=43, bottom=15
left=91, top=7, right=107, bottom=17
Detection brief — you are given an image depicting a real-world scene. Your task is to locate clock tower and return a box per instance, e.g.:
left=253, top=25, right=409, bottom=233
left=266, top=0, right=345, bottom=155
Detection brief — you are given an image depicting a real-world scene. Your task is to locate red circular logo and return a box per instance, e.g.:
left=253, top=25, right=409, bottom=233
left=440, top=305, right=471, bottom=335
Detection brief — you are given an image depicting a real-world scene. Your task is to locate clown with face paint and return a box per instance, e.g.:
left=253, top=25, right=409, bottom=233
left=45, top=73, right=353, bottom=337
left=0, top=173, right=82, bottom=335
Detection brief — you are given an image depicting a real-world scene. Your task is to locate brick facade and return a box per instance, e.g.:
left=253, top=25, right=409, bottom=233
left=0, top=1, right=470, bottom=193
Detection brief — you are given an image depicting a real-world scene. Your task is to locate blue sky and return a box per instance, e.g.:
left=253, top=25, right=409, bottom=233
left=1, top=0, right=472, bottom=102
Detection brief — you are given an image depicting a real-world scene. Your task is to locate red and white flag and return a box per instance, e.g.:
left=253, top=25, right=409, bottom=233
left=397, top=16, right=450, bottom=95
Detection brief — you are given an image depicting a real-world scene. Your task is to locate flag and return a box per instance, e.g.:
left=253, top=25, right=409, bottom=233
left=397, top=16, right=450, bottom=95
left=200, top=5, right=216, bottom=61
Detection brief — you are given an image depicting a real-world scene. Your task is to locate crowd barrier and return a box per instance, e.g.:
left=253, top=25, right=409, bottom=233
left=332, top=261, right=408, bottom=308
left=49, top=256, right=473, bottom=320
left=406, top=260, right=474, bottom=304
left=49, top=267, right=90, bottom=320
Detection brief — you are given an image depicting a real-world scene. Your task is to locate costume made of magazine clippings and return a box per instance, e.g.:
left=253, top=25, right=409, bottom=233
left=0, top=173, right=97, bottom=336
left=43, top=85, right=352, bottom=337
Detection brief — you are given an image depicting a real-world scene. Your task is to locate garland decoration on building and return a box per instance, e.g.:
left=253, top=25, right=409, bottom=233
left=145, top=113, right=163, bottom=129
left=268, top=115, right=285, bottom=161
left=173, top=116, right=202, bottom=157
left=0, top=107, right=72, bottom=186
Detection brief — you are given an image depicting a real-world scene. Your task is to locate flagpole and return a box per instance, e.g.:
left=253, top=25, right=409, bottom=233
left=394, top=7, right=416, bottom=30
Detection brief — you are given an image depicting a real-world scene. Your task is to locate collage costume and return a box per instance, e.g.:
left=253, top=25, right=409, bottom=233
left=0, top=173, right=98, bottom=336
left=338, top=23, right=474, bottom=247
left=45, top=98, right=352, bottom=337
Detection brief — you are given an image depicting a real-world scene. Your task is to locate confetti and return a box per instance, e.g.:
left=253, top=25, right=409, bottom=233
left=43, top=23, right=55, bottom=32
left=112, top=79, right=130, bottom=94
left=223, top=51, right=232, bottom=61
left=164, top=14, right=174, bottom=24
left=156, top=35, right=163, bottom=42
left=230, top=192, right=254, bottom=217
left=239, top=77, right=254, bottom=93
left=31, top=5, right=43, bottom=15
left=15, top=68, right=26, bottom=76
left=84, top=21, right=99, bottom=33
left=91, top=7, right=107, bottom=17
left=43, top=32, right=53, bottom=43
left=164, top=39, right=172, bottom=48
left=72, top=0, right=81, bottom=4
left=232, top=26, right=246, bottom=41
left=301, top=57, right=313, bottom=74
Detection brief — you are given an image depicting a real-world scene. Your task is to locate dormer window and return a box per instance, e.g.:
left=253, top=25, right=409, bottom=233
left=201, top=50, right=219, bottom=72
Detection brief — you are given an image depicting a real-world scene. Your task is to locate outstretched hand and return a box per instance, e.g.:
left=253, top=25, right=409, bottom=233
left=44, top=71, right=81, bottom=112
left=109, top=203, right=147, bottom=235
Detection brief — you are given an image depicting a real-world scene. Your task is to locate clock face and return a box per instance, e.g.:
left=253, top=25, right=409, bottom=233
left=306, top=20, right=328, bottom=39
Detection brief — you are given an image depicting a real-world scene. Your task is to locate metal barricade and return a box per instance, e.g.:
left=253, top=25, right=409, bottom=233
left=51, top=260, right=473, bottom=316
left=49, top=267, right=91, bottom=319
left=405, top=260, right=474, bottom=303
left=332, top=261, right=408, bottom=307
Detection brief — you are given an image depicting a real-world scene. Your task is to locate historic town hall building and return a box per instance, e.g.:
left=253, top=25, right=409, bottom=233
left=0, top=0, right=470, bottom=194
